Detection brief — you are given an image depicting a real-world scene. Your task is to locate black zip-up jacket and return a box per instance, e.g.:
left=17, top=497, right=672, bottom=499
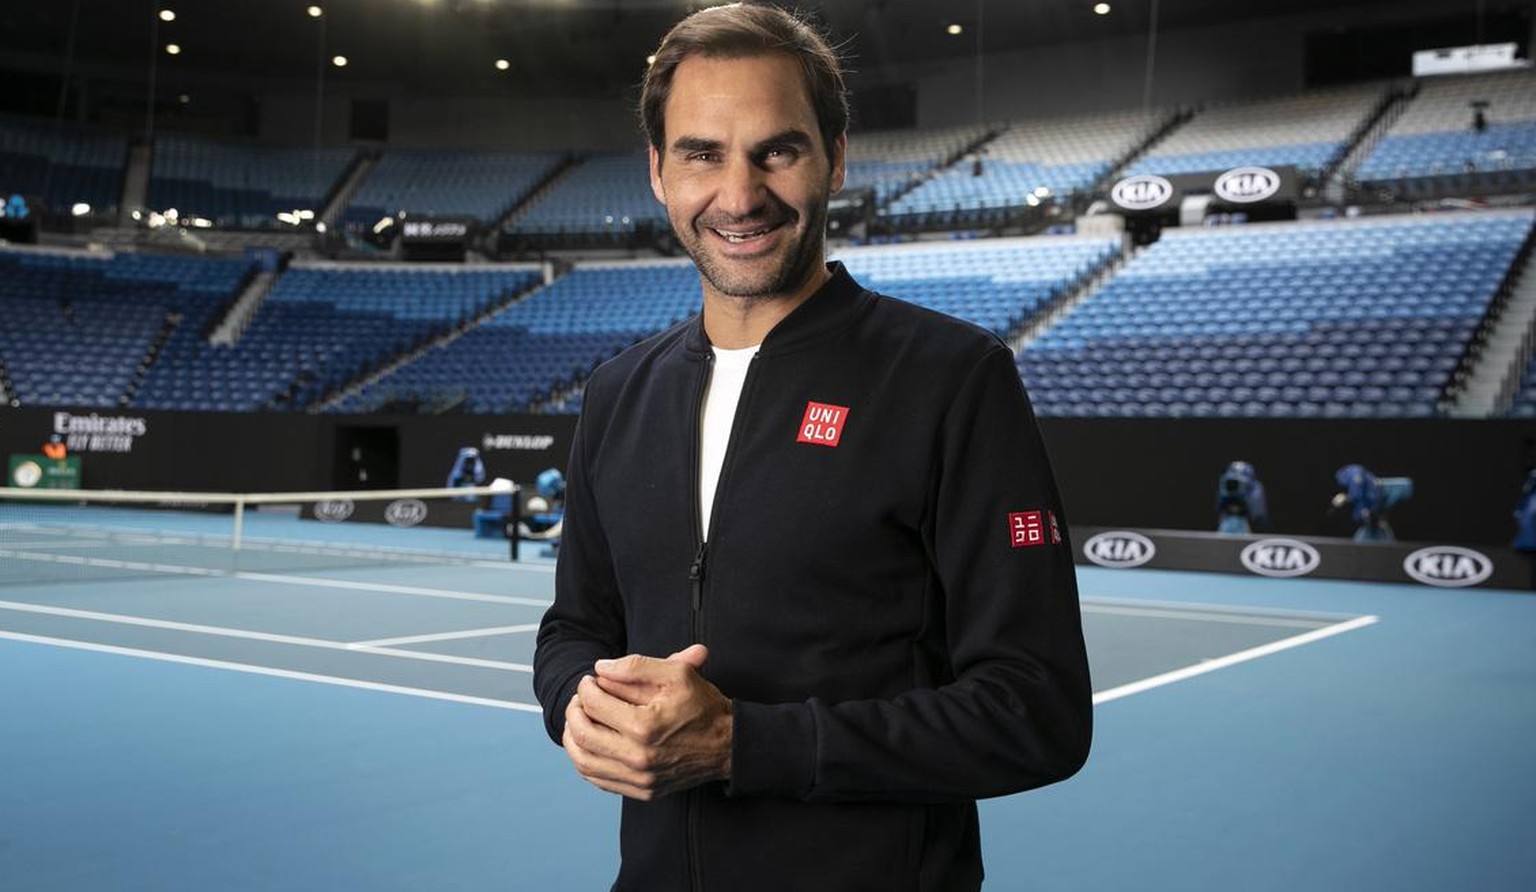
left=534, top=263, right=1092, bottom=892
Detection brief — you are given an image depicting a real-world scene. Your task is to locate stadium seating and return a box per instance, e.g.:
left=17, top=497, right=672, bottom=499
left=834, top=236, right=1120, bottom=338
left=147, top=136, right=355, bottom=229
left=505, top=153, right=667, bottom=237
left=0, top=116, right=126, bottom=215
left=883, top=109, right=1165, bottom=224
left=1123, top=85, right=1386, bottom=180
left=1020, top=211, right=1536, bottom=418
left=0, top=249, right=252, bottom=407
left=342, top=150, right=564, bottom=226
left=334, top=262, right=699, bottom=414
left=1354, top=68, right=1536, bottom=188
left=843, top=123, right=990, bottom=207
left=135, top=265, right=541, bottom=412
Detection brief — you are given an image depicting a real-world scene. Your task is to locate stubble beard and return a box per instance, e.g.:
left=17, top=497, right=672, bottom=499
left=676, top=188, right=830, bottom=304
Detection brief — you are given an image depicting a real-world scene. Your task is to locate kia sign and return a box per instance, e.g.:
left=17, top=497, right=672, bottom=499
left=1082, top=531, right=1156, bottom=568
left=1213, top=167, right=1282, bottom=204
left=384, top=498, right=429, bottom=527
left=1110, top=176, right=1175, bottom=213
left=313, top=499, right=355, bottom=523
left=1403, top=546, right=1494, bottom=588
left=1240, top=538, right=1322, bottom=578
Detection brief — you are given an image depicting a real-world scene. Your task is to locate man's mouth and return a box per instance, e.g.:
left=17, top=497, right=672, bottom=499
left=708, top=223, right=783, bottom=244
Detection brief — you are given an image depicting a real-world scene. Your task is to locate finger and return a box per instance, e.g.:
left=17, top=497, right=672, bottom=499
left=569, top=688, right=642, bottom=761
left=564, top=719, right=659, bottom=797
left=579, top=675, right=658, bottom=742
left=665, top=643, right=709, bottom=670
left=592, top=675, right=656, bottom=707
left=593, top=653, right=671, bottom=683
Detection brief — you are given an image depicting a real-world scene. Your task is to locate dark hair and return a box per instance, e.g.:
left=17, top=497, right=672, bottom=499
left=639, top=3, right=849, bottom=160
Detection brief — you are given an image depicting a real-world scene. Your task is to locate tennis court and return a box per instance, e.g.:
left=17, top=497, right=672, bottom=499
left=1, top=497, right=1532, bottom=890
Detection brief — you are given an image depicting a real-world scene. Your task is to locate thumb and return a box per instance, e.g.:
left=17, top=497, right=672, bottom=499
left=665, top=643, right=709, bottom=670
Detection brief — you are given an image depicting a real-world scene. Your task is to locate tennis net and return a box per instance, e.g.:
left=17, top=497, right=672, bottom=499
left=0, top=483, right=522, bottom=588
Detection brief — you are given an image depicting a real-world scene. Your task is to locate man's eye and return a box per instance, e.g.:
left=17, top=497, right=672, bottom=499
left=687, top=152, right=718, bottom=163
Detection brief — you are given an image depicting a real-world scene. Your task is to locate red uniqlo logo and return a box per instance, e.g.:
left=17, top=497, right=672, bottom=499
left=1009, top=511, right=1045, bottom=548
left=796, top=401, right=850, bottom=448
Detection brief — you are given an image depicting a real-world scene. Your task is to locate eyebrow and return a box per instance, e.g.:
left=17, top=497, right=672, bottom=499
left=668, top=129, right=817, bottom=158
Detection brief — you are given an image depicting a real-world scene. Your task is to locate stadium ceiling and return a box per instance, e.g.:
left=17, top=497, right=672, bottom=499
left=0, top=0, right=1516, bottom=100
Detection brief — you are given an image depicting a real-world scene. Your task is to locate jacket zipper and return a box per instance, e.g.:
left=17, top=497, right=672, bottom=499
left=686, top=352, right=711, bottom=892
left=686, top=348, right=760, bottom=892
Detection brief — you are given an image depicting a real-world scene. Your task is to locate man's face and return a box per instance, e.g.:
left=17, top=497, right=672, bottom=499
left=649, top=52, right=845, bottom=303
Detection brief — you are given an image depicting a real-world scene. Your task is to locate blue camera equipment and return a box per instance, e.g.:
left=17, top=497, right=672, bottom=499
left=1331, top=464, right=1412, bottom=542
left=446, top=447, right=486, bottom=501
left=1216, top=460, right=1268, bottom=535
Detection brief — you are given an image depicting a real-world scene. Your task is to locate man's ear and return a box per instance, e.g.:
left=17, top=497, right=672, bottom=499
left=649, top=144, right=666, bottom=205
left=828, top=132, right=847, bottom=194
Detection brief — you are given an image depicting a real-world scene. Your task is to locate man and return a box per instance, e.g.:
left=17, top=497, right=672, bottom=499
left=533, top=5, right=1092, bottom=890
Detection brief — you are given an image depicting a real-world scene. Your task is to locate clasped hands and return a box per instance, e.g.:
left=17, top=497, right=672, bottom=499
left=562, top=643, right=733, bottom=801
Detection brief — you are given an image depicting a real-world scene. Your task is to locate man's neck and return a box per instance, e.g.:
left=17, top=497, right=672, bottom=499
left=701, top=265, right=831, bottom=349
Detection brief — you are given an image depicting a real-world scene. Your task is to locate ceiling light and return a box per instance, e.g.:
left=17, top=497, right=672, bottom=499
left=307, top=5, right=323, bottom=17
left=71, top=203, right=92, bottom=217
left=646, top=54, right=657, bottom=65
left=332, top=55, right=348, bottom=67
left=1093, top=3, right=1111, bottom=14
left=495, top=59, right=510, bottom=71
left=165, top=43, right=181, bottom=55
left=947, top=24, right=963, bottom=36
left=177, top=93, right=190, bottom=104
left=158, top=10, right=176, bottom=22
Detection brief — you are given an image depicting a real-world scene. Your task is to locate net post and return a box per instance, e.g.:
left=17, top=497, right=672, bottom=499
left=508, top=484, right=521, bottom=562
left=233, top=497, right=245, bottom=551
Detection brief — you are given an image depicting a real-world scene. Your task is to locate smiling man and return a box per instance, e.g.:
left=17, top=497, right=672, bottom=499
left=533, top=4, right=1093, bottom=891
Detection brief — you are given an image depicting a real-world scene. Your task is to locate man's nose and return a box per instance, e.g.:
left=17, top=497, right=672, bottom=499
left=715, top=155, right=767, bottom=218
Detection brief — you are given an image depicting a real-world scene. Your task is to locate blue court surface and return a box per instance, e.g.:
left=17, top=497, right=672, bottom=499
left=1, top=509, right=1533, bottom=890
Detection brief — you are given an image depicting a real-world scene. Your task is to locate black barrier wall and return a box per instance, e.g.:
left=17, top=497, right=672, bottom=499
left=0, top=408, right=575, bottom=496
left=1, top=408, right=1528, bottom=548
left=1040, top=417, right=1534, bottom=548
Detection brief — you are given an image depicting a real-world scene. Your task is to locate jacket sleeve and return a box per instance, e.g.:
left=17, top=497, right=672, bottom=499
left=532, top=407, right=627, bottom=746
left=728, top=345, right=1093, bottom=803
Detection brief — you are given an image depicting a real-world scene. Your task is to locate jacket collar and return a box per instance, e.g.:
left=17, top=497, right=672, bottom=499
left=684, top=262, right=871, bottom=358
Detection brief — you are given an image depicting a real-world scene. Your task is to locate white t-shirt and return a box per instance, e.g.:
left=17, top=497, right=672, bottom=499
left=699, top=345, right=758, bottom=538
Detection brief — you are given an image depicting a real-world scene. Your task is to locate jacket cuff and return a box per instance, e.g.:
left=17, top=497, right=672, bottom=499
left=726, top=700, right=816, bottom=799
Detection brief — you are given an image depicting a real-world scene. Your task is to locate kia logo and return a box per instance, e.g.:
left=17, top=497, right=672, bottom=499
left=1214, top=166, right=1281, bottom=204
left=1403, top=546, right=1494, bottom=588
left=384, top=498, right=429, bottom=527
left=1110, top=176, right=1174, bottom=211
left=1082, top=531, right=1156, bottom=568
left=313, top=499, right=354, bottom=523
left=1240, top=538, right=1322, bottom=578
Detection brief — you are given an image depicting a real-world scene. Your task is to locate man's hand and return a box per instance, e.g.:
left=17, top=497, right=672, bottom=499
left=561, top=644, right=733, bottom=801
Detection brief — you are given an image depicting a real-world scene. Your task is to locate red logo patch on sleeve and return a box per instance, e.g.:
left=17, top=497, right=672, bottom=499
left=1049, top=511, right=1062, bottom=545
left=1009, top=511, right=1046, bottom=548
left=796, top=401, right=850, bottom=448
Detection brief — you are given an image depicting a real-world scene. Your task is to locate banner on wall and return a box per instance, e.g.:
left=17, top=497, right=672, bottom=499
left=1107, top=165, right=1300, bottom=214
left=1071, top=525, right=1522, bottom=590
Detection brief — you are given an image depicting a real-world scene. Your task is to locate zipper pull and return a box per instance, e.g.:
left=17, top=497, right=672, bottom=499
left=689, top=542, right=708, bottom=610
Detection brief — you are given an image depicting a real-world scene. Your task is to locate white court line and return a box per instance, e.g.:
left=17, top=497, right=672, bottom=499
left=0, top=630, right=541, bottom=713
left=0, top=599, right=533, bottom=672
left=1081, top=594, right=1361, bottom=623
left=0, top=547, right=554, bottom=608
left=1081, top=603, right=1328, bottom=629
left=351, top=624, right=541, bottom=649
left=1092, top=614, right=1380, bottom=706
left=233, top=572, right=554, bottom=608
